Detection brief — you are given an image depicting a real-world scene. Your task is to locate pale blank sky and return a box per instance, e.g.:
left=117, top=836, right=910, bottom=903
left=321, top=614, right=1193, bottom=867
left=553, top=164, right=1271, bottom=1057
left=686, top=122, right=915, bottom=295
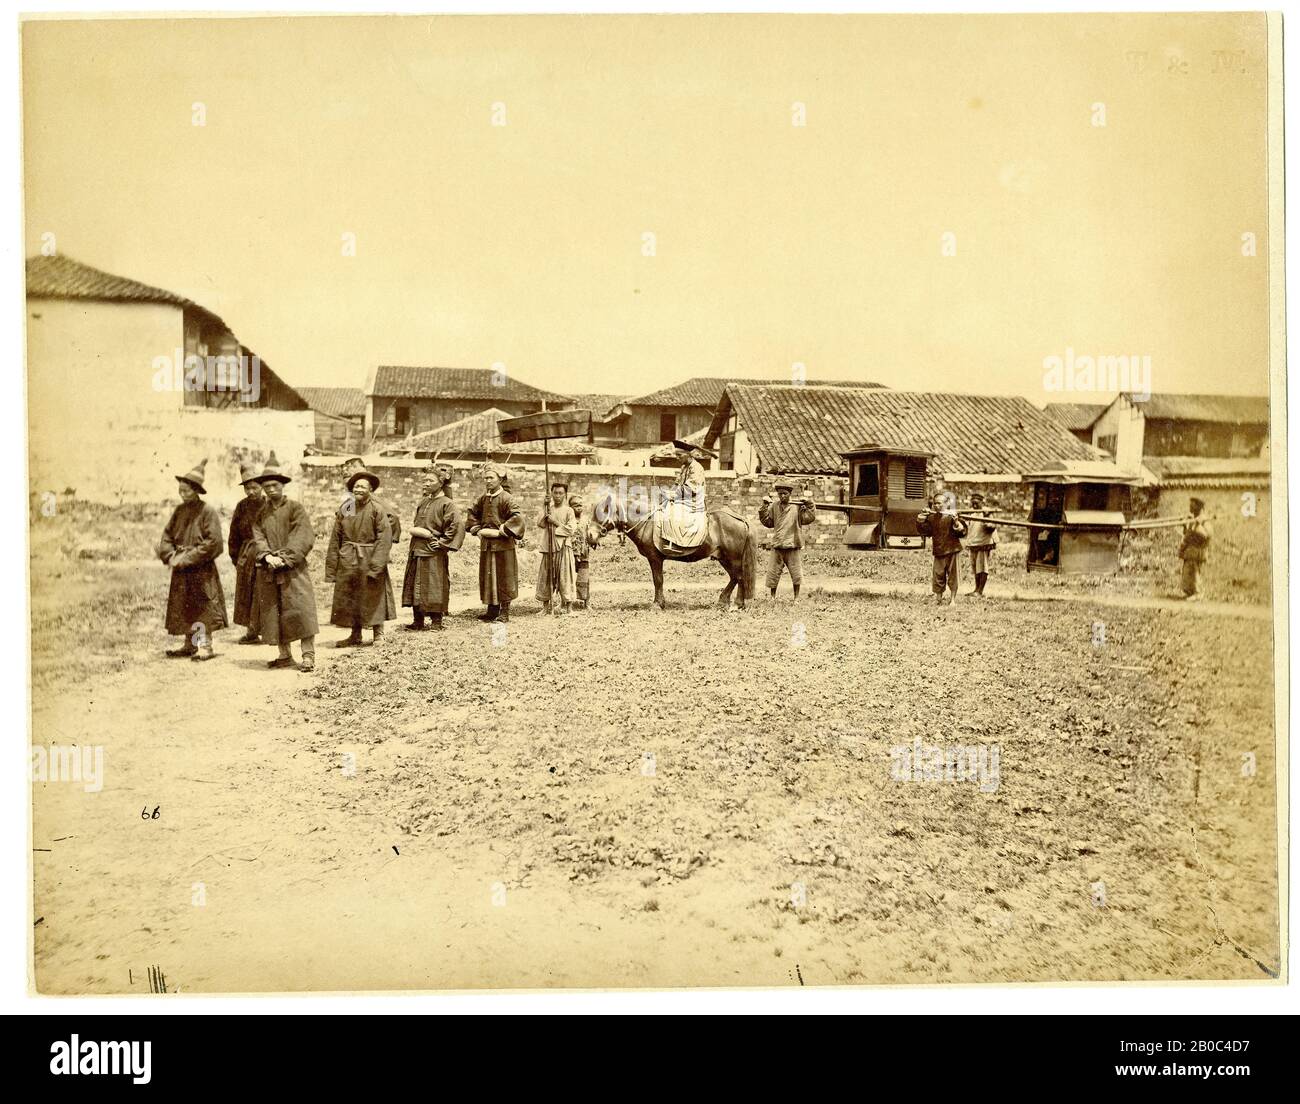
left=22, top=13, right=1271, bottom=402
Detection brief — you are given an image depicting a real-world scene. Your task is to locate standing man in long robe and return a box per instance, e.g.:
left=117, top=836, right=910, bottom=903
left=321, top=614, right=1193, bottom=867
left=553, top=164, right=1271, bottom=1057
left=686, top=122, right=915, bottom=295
left=535, top=480, right=578, bottom=614
left=466, top=465, right=524, bottom=623
left=157, top=458, right=227, bottom=661
left=228, top=462, right=264, bottom=643
left=343, top=456, right=401, bottom=543
left=250, top=451, right=320, bottom=672
left=325, top=470, right=396, bottom=646
left=402, top=463, right=465, bottom=630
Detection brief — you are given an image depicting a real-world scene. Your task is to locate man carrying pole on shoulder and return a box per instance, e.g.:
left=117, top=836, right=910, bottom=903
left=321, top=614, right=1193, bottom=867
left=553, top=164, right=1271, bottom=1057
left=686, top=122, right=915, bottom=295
left=759, top=480, right=816, bottom=599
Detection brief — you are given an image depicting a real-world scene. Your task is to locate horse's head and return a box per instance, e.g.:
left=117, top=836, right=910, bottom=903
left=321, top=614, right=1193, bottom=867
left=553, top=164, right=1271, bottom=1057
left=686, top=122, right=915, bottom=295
left=589, top=490, right=625, bottom=545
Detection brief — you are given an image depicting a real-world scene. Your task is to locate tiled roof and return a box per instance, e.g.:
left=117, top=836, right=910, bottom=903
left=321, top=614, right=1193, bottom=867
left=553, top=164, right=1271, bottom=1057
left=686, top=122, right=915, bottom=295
left=298, top=387, right=366, bottom=419
left=26, top=254, right=309, bottom=411
left=570, top=393, right=631, bottom=421
left=27, top=253, right=201, bottom=311
left=629, top=375, right=884, bottom=408
left=389, top=408, right=594, bottom=457
left=709, top=385, right=1104, bottom=476
left=1130, top=393, right=1269, bottom=425
left=1044, top=401, right=1107, bottom=431
left=370, top=365, right=572, bottom=404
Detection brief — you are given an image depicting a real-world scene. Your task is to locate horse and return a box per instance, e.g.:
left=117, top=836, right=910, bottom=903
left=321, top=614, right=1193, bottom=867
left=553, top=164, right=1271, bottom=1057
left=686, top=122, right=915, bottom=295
left=590, top=491, right=758, bottom=610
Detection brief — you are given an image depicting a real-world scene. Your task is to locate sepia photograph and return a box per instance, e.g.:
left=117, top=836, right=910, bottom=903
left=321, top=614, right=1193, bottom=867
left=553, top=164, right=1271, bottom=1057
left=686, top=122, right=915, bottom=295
left=20, top=9, right=1286, bottom=1000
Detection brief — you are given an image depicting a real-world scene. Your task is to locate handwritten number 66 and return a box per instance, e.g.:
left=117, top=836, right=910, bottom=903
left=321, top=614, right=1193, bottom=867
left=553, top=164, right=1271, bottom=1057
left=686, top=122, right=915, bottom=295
left=140, top=806, right=160, bottom=820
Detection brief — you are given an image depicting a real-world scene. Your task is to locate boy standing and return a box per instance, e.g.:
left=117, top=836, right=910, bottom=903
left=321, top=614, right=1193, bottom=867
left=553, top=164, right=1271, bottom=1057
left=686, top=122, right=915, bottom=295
left=569, top=493, right=593, bottom=610
left=915, top=490, right=968, bottom=605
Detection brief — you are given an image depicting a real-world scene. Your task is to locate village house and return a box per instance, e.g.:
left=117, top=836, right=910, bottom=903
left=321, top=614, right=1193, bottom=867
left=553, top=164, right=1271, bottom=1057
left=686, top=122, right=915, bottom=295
left=299, top=387, right=367, bottom=453
left=568, top=393, right=636, bottom=448
left=704, top=383, right=1107, bottom=516
left=1085, top=392, right=1270, bottom=471
left=26, top=253, right=313, bottom=503
left=608, top=375, right=883, bottom=448
left=364, top=365, right=572, bottom=443
left=378, top=406, right=595, bottom=465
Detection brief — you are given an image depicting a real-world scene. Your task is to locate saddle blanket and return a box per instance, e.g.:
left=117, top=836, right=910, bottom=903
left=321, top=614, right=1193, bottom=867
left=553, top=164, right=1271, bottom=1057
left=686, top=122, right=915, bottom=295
left=654, top=500, right=709, bottom=555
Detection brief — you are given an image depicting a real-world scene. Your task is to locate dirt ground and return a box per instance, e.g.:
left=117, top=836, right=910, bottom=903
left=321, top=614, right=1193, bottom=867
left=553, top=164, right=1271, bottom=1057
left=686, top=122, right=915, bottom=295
left=29, top=500, right=1282, bottom=992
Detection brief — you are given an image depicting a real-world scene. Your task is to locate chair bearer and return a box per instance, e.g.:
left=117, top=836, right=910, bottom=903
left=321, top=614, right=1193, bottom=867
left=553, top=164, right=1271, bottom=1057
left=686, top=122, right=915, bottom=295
left=759, top=480, right=816, bottom=598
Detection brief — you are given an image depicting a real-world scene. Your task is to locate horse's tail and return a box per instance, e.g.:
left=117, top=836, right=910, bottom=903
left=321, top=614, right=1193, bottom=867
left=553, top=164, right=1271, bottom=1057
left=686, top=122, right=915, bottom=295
left=741, top=521, right=758, bottom=600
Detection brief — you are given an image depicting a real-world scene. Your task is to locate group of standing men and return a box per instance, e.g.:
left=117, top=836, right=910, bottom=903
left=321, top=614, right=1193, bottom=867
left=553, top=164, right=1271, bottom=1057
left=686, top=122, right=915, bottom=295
left=161, top=452, right=322, bottom=669
left=158, top=454, right=596, bottom=671
left=157, top=453, right=1212, bottom=667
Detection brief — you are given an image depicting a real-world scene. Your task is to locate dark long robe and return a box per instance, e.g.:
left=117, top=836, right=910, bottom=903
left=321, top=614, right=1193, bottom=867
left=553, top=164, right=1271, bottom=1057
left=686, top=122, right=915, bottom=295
left=466, top=490, right=524, bottom=605
left=250, top=496, right=319, bottom=644
left=402, top=491, right=465, bottom=614
left=325, top=498, right=396, bottom=627
left=228, top=494, right=262, bottom=628
left=158, top=500, right=228, bottom=635
left=371, top=493, right=402, bottom=543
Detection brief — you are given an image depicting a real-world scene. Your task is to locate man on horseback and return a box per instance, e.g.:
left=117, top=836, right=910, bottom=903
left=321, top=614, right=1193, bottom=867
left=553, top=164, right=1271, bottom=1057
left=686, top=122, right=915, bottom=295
left=656, top=440, right=714, bottom=554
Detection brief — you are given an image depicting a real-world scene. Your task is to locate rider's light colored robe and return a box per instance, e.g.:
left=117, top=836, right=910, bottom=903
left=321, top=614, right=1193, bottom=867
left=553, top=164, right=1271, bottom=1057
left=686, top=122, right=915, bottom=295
left=657, top=458, right=708, bottom=548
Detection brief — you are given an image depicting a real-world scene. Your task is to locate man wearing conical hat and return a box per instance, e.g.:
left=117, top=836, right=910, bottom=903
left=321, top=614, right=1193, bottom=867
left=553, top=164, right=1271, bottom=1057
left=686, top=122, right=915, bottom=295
left=250, top=451, right=320, bottom=671
left=342, top=456, right=400, bottom=543
left=156, top=458, right=227, bottom=661
left=228, top=461, right=264, bottom=643
left=325, top=469, right=396, bottom=645
left=402, top=462, right=465, bottom=630
left=466, top=464, right=524, bottom=623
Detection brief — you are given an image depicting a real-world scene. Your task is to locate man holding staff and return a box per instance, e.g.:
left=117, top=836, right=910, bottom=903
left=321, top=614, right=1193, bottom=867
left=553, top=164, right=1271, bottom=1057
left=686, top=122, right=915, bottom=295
left=535, top=479, right=578, bottom=614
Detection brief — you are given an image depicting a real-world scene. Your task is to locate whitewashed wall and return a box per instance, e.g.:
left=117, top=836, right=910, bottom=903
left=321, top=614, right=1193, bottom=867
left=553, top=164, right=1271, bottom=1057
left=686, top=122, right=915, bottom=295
left=27, top=297, right=314, bottom=506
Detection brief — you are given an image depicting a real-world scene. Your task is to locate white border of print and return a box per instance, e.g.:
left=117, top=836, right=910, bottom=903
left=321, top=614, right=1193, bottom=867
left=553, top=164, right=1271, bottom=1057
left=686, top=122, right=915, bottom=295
left=2, top=0, right=1294, bottom=1019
